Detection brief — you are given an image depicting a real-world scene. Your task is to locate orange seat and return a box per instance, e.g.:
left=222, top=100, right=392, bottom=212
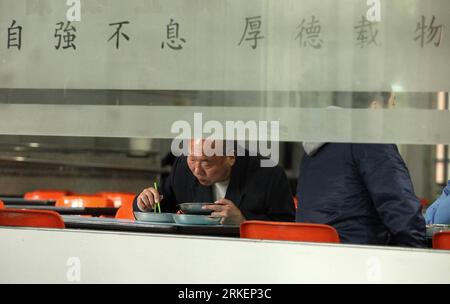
left=24, top=190, right=70, bottom=201
left=98, top=192, right=135, bottom=208
left=114, top=193, right=136, bottom=220
left=0, top=209, right=65, bottom=229
left=0, top=200, right=4, bottom=209
left=55, top=195, right=114, bottom=208
left=240, top=221, right=340, bottom=243
left=115, top=205, right=135, bottom=220
left=419, top=197, right=430, bottom=208
left=433, top=231, right=450, bottom=250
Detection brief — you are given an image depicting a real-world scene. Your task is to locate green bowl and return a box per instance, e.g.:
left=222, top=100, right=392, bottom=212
left=178, top=202, right=214, bottom=215
left=173, top=214, right=222, bottom=225
left=134, top=212, right=174, bottom=223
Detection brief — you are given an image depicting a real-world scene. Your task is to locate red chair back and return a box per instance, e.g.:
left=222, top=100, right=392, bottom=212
left=24, top=190, right=70, bottom=201
left=240, top=221, right=340, bottom=243
left=0, top=209, right=65, bottom=229
left=115, top=205, right=135, bottom=220
left=55, top=195, right=114, bottom=208
left=0, top=200, right=4, bottom=209
left=418, top=197, right=430, bottom=208
left=98, top=192, right=135, bottom=208
left=113, top=193, right=136, bottom=220
left=433, top=231, right=450, bottom=250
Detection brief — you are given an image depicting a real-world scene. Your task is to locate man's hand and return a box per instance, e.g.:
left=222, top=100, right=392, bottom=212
left=137, top=187, right=162, bottom=212
left=203, top=199, right=246, bottom=225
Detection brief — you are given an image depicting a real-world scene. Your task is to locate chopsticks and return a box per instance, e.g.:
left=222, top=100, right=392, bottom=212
left=153, top=181, right=161, bottom=213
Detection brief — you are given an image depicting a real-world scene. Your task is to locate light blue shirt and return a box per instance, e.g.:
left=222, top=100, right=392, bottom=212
left=425, top=180, right=450, bottom=224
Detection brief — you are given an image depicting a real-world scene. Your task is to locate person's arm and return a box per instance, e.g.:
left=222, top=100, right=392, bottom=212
left=352, top=144, right=426, bottom=247
left=433, top=188, right=450, bottom=224
left=133, top=157, right=179, bottom=213
left=426, top=182, right=450, bottom=224
left=257, top=166, right=296, bottom=222
left=425, top=199, right=440, bottom=224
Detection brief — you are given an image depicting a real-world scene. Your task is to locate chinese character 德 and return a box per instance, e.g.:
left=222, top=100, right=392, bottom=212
left=296, top=16, right=323, bottom=49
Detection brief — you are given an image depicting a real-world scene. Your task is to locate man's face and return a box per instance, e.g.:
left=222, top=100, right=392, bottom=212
left=187, top=139, right=235, bottom=186
left=187, top=155, right=235, bottom=186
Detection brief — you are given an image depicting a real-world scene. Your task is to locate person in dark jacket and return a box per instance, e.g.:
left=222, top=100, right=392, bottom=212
left=296, top=92, right=426, bottom=247
left=134, top=139, right=295, bottom=225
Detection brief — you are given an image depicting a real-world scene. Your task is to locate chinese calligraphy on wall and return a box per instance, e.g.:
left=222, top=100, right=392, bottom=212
left=3, top=15, right=446, bottom=51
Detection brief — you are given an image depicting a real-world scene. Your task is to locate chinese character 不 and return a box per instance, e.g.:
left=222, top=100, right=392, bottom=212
left=108, top=21, right=130, bottom=49
left=414, top=15, right=444, bottom=47
left=295, top=16, right=323, bottom=49
left=7, top=20, right=22, bottom=50
left=161, top=19, right=186, bottom=50
left=238, top=16, right=264, bottom=49
left=55, top=21, right=77, bottom=50
left=354, top=15, right=379, bottom=48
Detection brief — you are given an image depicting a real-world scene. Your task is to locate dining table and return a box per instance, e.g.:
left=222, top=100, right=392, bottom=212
left=62, top=215, right=241, bottom=237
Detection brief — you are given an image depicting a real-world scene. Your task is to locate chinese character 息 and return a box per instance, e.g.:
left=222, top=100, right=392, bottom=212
left=161, top=19, right=186, bottom=50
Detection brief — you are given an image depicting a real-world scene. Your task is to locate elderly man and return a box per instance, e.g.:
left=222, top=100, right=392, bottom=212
left=134, top=140, right=295, bottom=224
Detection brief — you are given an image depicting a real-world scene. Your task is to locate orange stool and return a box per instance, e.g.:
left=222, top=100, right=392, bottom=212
left=24, top=190, right=70, bottom=201
left=433, top=231, right=450, bottom=250
left=98, top=192, right=135, bottom=208
left=55, top=195, right=114, bottom=208
left=115, top=205, right=135, bottom=220
left=0, top=209, right=65, bottom=229
left=240, top=221, right=340, bottom=243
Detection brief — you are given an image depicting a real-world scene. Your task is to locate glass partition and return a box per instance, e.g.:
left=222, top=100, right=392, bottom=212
left=0, top=0, right=449, bottom=199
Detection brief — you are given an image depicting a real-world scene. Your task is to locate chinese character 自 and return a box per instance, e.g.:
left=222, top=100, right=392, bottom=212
left=7, top=20, right=22, bottom=50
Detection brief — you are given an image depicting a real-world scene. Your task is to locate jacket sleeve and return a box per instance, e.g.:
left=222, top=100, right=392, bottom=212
left=255, top=167, right=296, bottom=222
left=432, top=186, right=450, bottom=224
left=425, top=199, right=439, bottom=224
left=352, top=144, right=426, bottom=247
left=133, top=157, right=179, bottom=213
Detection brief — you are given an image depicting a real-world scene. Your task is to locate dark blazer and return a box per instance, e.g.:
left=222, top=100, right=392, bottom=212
left=296, top=143, right=426, bottom=247
left=134, top=155, right=295, bottom=222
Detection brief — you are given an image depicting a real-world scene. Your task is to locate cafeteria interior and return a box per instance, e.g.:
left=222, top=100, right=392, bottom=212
left=1, top=0, right=450, bottom=284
